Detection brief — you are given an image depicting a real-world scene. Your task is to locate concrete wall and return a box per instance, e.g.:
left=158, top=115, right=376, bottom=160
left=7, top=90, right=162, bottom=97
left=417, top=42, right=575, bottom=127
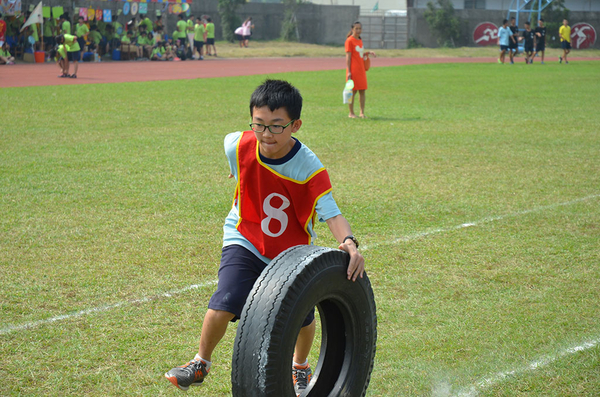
left=408, top=8, right=600, bottom=48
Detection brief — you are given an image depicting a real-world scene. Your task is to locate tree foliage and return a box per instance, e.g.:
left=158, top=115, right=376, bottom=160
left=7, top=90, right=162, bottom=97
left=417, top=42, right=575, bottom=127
left=281, top=0, right=300, bottom=42
left=424, top=0, right=461, bottom=47
left=218, top=0, right=244, bottom=42
left=540, top=0, right=570, bottom=48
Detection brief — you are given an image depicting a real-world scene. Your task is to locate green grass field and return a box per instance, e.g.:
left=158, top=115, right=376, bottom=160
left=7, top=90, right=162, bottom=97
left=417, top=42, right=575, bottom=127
left=2, top=60, right=599, bottom=396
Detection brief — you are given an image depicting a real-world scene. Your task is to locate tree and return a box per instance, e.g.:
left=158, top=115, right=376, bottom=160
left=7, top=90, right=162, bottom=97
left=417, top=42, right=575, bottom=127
left=424, top=0, right=460, bottom=47
left=281, top=0, right=300, bottom=42
left=540, top=0, right=570, bottom=48
left=218, top=0, right=244, bottom=43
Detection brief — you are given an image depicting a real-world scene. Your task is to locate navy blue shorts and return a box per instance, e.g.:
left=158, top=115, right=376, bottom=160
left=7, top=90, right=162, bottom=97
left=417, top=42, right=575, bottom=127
left=500, top=45, right=509, bottom=51
left=561, top=41, right=571, bottom=50
left=208, top=245, right=315, bottom=327
left=67, top=51, right=80, bottom=62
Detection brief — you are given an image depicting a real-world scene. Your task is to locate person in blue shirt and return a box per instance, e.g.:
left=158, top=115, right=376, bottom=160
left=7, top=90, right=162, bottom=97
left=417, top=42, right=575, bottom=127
left=497, top=19, right=515, bottom=64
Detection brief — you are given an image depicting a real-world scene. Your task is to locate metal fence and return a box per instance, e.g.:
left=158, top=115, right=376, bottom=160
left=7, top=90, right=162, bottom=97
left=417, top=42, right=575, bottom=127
left=360, top=15, right=408, bottom=49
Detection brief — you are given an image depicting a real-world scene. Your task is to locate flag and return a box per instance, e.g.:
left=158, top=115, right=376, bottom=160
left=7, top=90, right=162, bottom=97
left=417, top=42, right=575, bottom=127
left=20, top=1, right=42, bottom=32
left=372, top=1, right=379, bottom=12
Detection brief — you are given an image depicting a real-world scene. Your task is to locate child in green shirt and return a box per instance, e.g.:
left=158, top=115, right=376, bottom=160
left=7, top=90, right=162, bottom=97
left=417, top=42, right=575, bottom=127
left=0, top=42, right=15, bottom=65
left=205, top=17, right=216, bottom=56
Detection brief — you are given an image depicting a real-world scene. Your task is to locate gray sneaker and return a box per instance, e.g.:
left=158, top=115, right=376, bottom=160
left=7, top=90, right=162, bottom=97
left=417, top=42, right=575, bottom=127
left=165, top=358, right=209, bottom=391
left=292, top=363, right=312, bottom=396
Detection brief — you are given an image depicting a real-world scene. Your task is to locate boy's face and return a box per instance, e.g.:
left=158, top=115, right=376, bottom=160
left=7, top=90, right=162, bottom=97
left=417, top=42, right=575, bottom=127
left=251, top=106, right=301, bottom=160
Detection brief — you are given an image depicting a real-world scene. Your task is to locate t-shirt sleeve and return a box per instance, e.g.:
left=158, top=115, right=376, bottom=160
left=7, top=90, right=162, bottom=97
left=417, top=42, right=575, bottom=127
left=224, top=131, right=242, bottom=179
left=345, top=37, right=352, bottom=53
left=315, top=191, right=341, bottom=222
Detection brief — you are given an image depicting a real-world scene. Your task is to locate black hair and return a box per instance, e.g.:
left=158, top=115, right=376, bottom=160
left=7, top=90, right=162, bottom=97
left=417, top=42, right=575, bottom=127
left=178, top=13, right=184, bottom=20
left=525, top=21, right=530, bottom=25
left=207, top=17, right=212, bottom=22
left=49, top=49, right=57, bottom=58
left=249, top=80, right=302, bottom=120
left=55, top=34, right=64, bottom=44
left=502, top=19, right=508, bottom=25
left=539, top=18, right=544, bottom=22
left=347, top=21, right=361, bottom=38
left=510, top=16, right=515, bottom=20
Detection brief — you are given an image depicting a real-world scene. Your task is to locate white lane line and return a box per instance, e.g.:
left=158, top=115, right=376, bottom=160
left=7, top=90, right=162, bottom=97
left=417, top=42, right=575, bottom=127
left=361, top=193, right=600, bottom=251
left=0, top=280, right=217, bottom=335
left=453, top=337, right=600, bottom=397
left=2, top=193, right=598, bottom=335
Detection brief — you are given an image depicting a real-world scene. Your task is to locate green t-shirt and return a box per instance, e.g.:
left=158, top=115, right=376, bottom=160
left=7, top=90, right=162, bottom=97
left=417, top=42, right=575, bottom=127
left=121, top=34, right=131, bottom=44
left=137, top=36, right=150, bottom=45
left=187, top=19, right=194, bottom=33
left=141, top=17, right=153, bottom=32
left=114, top=22, right=124, bottom=36
left=29, top=24, right=39, bottom=41
left=177, top=20, right=187, bottom=34
left=194, top=23, right=205, bottom=41
left=151, top=46, right=165, bottom=58
left=64, top=33, right=80, bottom=52
left=0, top=48, right=11, bottom=57
left=43, top=19, right=56, bottom=37
left=206, top=22, right=215, bottom=39
left=75, top=23, right=89, bottom=38
left=57, top=44, right=68, bottom=59
left=62, top=20, right=71, bottom=35
left=97, top=21, right=106, bottom=36
left=89, top=30, right=102, bottom=45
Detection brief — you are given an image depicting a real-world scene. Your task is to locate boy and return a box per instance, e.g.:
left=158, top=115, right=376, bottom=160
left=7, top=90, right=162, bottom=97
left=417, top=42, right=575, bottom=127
left=521, top=21, right=535, bottom=64
left=508, top=17, right=519, bottom=64
left=205, top=17, right=216, bottom=56
left=533, top=18, right=546, bottom=64
left=193, top=16, right=206, bottom=60
left=75, top=16, right=89, bottom=60
left=559, top=18, right=571, bottom=64
left=164, top=80, right=365, bottom=396
left=497, top=19, right=514, bottom=64
left=136, top=31, right=152, bottom=59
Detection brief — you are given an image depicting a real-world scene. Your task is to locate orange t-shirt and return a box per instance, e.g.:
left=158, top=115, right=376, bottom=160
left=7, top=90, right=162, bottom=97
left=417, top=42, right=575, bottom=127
left=345, top=35, right=367, bottom=90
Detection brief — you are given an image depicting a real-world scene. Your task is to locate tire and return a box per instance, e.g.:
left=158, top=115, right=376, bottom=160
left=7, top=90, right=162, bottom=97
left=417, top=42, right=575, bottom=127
left=232, top=245, right=377, bottom=397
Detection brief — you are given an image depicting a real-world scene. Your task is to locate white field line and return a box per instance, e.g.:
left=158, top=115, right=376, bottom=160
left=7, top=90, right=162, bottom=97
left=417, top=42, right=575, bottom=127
left=0, top=280, right=217, bottom=335
left=360, top=193, right=600, bottom=251
left=1, top=193, right=598, bottom=336
left=452, top=338, right=600, bottom=397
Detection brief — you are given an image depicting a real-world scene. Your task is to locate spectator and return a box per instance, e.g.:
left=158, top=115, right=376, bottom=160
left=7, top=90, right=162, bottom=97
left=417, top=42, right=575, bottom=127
left=59, top=13, right=71, bottom=35
left=175, top=14, right=187, bottom=48
left=345, top=21, right=375, bottom=119
left=0, top=41, right=15, bottom=64
left=193, top=16, right=206, bottom=60
left=43, top=16, right=56, bottom=51
left=75, top=16, right=89, bottom=60
left=205, top=17, right=216, bottom=56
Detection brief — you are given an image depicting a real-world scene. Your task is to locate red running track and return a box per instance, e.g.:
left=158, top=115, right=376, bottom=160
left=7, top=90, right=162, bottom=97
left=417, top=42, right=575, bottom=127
left=1, top=56, right=598, bottom=88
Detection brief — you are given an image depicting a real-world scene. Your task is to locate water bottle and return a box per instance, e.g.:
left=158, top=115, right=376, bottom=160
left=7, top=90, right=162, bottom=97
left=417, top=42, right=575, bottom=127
left=343, top=79, right=354, bottom=104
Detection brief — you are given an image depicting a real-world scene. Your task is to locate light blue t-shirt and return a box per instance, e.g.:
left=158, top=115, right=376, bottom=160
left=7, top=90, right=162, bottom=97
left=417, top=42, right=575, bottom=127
left=222, top=131, right=342, bottom=263
left=498, top=26, right=512, bottom=46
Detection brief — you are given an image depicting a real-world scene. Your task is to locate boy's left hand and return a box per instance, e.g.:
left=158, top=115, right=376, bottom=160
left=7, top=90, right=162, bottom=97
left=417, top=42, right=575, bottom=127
left=338, top=240, right=364, bottom=282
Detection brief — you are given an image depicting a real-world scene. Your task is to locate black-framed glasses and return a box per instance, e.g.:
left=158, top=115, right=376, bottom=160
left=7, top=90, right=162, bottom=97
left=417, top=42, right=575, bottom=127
left=249, top=119, right=296, bottom=135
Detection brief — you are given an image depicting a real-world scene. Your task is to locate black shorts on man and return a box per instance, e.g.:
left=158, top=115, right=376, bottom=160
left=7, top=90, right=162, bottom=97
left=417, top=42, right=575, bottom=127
left=206, top=38, right=215, bottom=45
left=500, top=45, right=509, bottom=51
left=194, top=40, right=204, bottom=51
left=561, top=41, right=571, bottom=50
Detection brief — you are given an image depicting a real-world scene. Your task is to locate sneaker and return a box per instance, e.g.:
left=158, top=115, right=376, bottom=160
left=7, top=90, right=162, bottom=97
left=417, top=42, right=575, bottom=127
left=497, top=59, right=501, bottom=64
left=165, top=358, right=209, bottom=391
left=292, top=363, right=312, bottom=397
left=559, top=56, right=563, bottom=63
left=70, top=74, right=77, bottom=78
left=541, top=61, right=545, bottom=65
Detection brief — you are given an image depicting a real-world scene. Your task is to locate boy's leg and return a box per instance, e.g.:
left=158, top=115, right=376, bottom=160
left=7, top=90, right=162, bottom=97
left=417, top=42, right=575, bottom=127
left=293, top=319, right=316, bottom=365
left=198, top=309, right=236, bottom=361
left=72, top=60, right=78, bottom=77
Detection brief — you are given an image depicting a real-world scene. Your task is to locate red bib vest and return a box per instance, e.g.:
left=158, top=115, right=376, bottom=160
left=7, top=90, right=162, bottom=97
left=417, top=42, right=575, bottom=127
left=234, top=131, right=332, bottom=259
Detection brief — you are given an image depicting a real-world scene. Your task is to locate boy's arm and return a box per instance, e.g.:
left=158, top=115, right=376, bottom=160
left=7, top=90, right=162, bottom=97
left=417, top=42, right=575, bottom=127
left=325, top=214, right=365, bottom=282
